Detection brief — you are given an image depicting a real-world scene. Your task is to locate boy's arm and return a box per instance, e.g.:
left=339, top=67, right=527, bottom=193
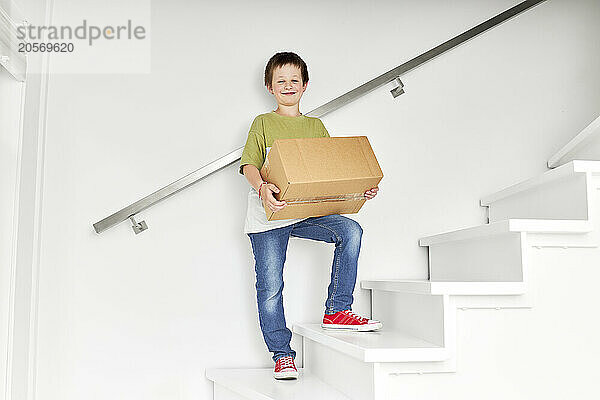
left=239, top=117, right=286, bottom=211
left=242, top=164, right=264, bottom=193
left=239, top=115, right=269, bottom=175
left=243, top=164, right=286, bottom=211
left=239, top=130, right=265, bottom=175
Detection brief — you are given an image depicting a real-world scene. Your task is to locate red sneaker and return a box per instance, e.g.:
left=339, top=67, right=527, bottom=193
left=321, top=310, right=383, bottom=331
left=273, top=355, right=298, bottom=380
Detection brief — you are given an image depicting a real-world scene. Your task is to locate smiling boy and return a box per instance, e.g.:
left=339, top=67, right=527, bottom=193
left=239, top=52, right=381, bottom=380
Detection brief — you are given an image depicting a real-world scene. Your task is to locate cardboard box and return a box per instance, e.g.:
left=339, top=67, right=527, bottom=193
left=260, top=136, right=383, bottom=220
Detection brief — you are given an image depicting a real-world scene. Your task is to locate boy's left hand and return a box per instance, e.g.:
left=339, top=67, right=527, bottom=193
left=364, top=187, right=379, bottom=200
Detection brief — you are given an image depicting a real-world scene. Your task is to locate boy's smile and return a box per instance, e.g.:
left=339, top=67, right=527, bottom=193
left=268, top=64, right=307, bottom=112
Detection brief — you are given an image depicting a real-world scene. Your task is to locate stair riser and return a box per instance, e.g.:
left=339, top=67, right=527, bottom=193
left=303, top=339, right=383, bottom=400
left=370, top=291, right=448, bottom=346
left=526, top=182, right=600, bottom=247
left=303, top=336, right=457, bottom=400
left=487, top=173, right=591, bottom=222
left=304, top=337, right=457, bottom=385
left=213, top=384, right=249, bottom=400
left=428, top=232, right=525, bottom=282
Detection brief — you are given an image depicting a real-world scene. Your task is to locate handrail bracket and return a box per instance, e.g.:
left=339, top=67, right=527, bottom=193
left=130, top=215, right=148, bottom=234
left=390, top=77, right=405, bottom=98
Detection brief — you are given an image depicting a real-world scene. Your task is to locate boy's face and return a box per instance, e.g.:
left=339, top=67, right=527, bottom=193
left=268, top=64, right=307, bottom=107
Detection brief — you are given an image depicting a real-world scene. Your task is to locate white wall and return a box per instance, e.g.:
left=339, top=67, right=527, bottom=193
left=4, top=0, right=52, bottom=399
left=0, top=63, right=24, bottom=400
left=34, top=0, right=600, bottom=399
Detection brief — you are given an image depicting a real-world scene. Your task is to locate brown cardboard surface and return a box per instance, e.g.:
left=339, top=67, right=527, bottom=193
left=260, top=136, right=383, bottom=221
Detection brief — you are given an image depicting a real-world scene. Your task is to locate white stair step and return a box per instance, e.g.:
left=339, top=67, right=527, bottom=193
left=419, top=219, right=590, bottom=283
left=292, top=323, right=448, bottom=363
left=548, top=116, right=600, bottom=168
left=480, top=160, right=600, bottom=223
left=419, top=218, right=592, bottom=247
left=206, top=368, right=351, bottom=400
left=481, top=160, right=600, bottom=207
left=361, top=279, right=525, bottom=295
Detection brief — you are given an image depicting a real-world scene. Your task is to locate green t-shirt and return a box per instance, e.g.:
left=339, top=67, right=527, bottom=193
left=239, top=111, right=330, bottom=175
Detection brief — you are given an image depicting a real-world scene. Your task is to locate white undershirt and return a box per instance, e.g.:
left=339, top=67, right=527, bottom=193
left=242, top=146, right=307, bottom=234
left=243, top=188, right=307, bottom=234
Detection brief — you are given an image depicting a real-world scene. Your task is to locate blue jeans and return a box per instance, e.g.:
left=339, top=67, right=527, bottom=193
left=247, top=214, right=363, bottom=363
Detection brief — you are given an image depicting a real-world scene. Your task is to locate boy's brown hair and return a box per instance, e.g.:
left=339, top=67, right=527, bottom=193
left=264, top=52, right=309, bottom=89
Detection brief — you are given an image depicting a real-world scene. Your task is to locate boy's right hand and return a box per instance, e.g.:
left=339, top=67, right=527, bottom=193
left=261, top=183, right=287, bottom=212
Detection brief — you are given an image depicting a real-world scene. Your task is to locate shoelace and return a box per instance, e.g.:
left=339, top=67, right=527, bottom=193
left=278, top=356, right=295, bottom=370
left=343, top=310, right=367, bottom=322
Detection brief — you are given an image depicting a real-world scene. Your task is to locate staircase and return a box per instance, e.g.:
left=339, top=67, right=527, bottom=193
left=206, top=113, right=600, bottom=399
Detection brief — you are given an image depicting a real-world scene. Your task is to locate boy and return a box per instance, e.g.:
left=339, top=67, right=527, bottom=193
left=239, top=52, right=381, bottom=380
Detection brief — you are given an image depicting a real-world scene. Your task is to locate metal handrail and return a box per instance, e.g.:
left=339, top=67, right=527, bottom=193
left=93, top=0, right=546, bottom=234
